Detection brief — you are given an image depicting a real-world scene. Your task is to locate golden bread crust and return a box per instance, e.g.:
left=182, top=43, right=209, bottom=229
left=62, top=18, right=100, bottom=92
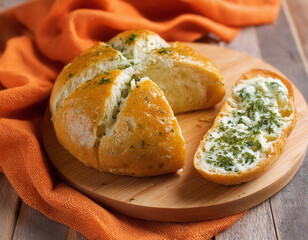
left=98, top=80, right=185, bottom=176
left=194, top=69, right=297, bottom=185
left=50, top=29, right=226, bottom=177
left=50, top=42, right=124, bottom=116
left=53, top=71, right=122, bottom=169
left=108, top=29, right=159, bottom=46
left=53, top=72, right=185, bottom=176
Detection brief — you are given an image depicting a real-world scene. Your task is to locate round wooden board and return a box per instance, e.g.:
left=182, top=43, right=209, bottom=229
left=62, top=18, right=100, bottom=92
left=42, top=43, right=308, bottom=222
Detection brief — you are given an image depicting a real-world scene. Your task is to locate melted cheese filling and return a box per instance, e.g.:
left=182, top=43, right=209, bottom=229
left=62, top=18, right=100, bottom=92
left=201, top=76, right=294, bottom=173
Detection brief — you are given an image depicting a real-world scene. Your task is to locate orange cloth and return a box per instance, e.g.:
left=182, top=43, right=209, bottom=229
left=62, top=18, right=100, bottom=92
left=0, top=0, right=280, bottom=239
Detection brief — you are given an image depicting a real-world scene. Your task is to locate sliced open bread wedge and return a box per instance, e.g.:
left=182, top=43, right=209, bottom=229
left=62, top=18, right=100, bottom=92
left=136, top=41, right=225, bottom=113
left=50, top=42, right=130, bottom=117
left=53, top=69, right=185, bottom=176
left=108, top=29, right=225, bottom=114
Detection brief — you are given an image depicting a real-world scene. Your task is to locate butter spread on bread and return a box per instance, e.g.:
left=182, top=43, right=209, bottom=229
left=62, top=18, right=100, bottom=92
left=194, top=69, right=296, bottom=185
left=50, top=29, right=225, bottom=176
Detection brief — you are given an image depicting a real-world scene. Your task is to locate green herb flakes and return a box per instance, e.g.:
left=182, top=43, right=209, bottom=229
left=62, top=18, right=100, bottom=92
left=158, top=47, right=172, bottom=54
left=98, top=77, right=110, bottom=85
left=126, top=34, right=138, bottom=45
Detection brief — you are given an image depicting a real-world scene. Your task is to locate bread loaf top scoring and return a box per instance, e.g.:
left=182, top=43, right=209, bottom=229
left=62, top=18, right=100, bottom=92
left=194, top=70, right=296, bottom=184
left=51, top=30, right=225, bottom=117
left=108, top=30, right=225, bottom=114
left=53, top=68, right=186, bottom=176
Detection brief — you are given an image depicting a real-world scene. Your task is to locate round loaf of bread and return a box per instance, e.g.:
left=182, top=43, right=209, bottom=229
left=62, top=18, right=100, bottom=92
left=50, top=29, right=225, bottom=176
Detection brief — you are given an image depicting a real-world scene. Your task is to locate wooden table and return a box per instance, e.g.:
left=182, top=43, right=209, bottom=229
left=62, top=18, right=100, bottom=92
left=1, top=0, right=307, bottom=239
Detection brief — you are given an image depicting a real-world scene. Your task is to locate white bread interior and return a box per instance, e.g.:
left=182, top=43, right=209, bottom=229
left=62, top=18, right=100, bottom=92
left=53, top=69, right=134, bottom=159
left=135, top=58, right=216, bottom=113
left=50, top=43, right=129, bottom=117
left=108, top=29, right=169, bottom=62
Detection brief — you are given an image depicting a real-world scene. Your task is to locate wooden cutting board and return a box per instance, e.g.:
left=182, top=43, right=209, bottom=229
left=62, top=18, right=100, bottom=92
left=42, top=43, right=308, bottom=222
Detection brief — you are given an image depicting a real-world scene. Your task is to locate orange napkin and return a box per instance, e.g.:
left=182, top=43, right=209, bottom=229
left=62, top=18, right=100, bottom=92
left=0, top=0, right=280, bottom=239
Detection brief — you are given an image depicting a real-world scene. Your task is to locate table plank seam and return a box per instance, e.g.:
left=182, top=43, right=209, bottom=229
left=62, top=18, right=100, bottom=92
left=10, top=198, right=22, bottom=239
left=269, top=198, right=279, bottom=240
left=282, top=0, right=308, bottom=78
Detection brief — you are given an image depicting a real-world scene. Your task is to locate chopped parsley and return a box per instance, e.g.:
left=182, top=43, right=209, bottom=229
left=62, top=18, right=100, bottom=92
left=207, top=155, right=234, bottom=171
left=98, top=77, right=110, bottom=85
left=126, top=33, right=138, bottom=45
left=82, top=84, right=91, bottom=89
left=158, top=47, right=172, bottom=54
left=243, top=152, right=256, bottom=164
left=204, top=79, right=289, bottom=172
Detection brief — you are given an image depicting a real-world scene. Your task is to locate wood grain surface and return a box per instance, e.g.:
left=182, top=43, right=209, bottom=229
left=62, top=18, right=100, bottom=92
left=12, top=203, right=68, bottom=240
left=1, top=0, right=308, bottom=239
left=42, top=43, right=308, bottom=222
left=0, top=174, right=21, bottom=240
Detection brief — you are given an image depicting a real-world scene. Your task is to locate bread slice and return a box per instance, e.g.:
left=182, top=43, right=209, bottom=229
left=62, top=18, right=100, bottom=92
left=53, top=69, right=185, bottom=176
left=194, top=69, right=296, bottom=185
